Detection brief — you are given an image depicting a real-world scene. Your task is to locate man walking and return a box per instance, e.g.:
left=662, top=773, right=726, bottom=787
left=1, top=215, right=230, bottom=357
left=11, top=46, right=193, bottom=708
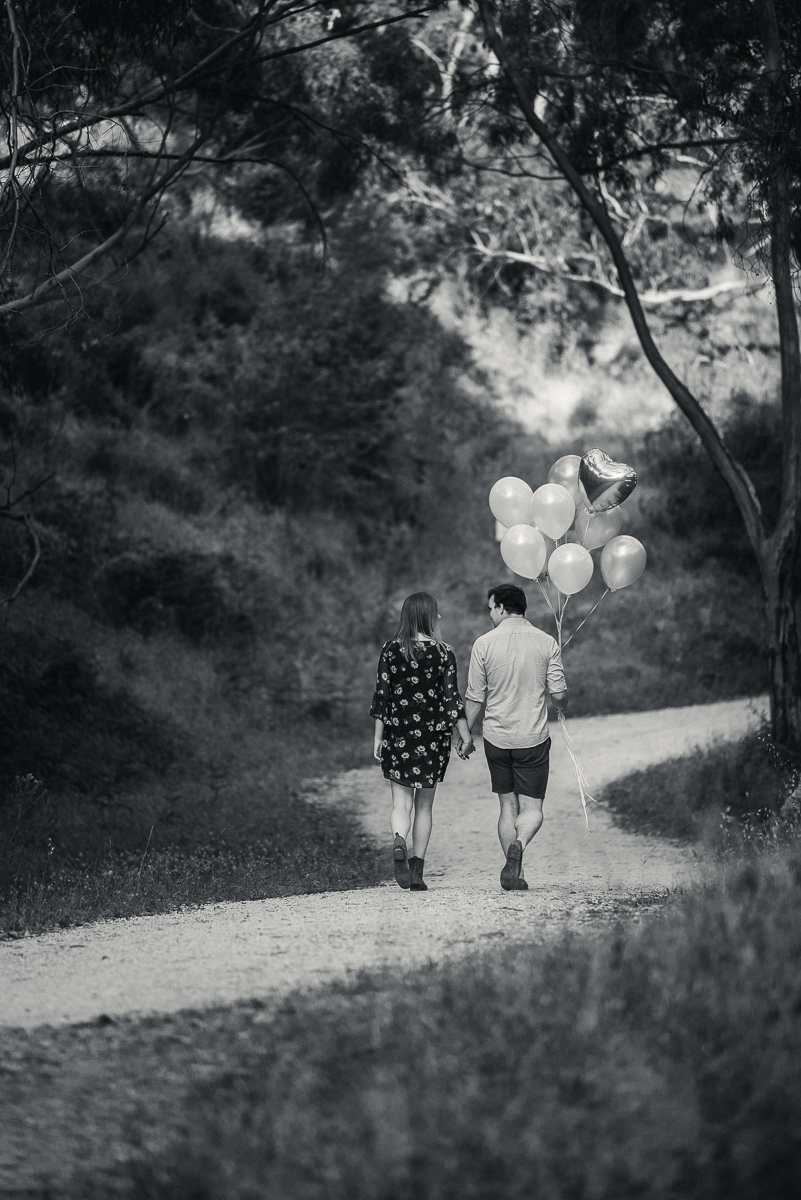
left=463, top=584, right=568, bottom=891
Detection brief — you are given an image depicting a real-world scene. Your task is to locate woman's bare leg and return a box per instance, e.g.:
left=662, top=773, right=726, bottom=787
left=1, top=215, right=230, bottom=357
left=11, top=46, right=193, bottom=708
left=390, top=782, right=415, bottom=842
left=411, top=786, right=437, bottom=859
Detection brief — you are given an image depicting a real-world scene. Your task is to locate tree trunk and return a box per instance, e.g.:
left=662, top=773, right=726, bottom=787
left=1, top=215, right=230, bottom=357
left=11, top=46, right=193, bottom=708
left=762, top=544, right=801, bottom=759
left=760, top=0, right=801, bottom=758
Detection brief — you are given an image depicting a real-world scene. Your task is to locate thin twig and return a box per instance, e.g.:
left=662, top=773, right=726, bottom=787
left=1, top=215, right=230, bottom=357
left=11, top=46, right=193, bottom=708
left=138, top=825, right=155, bottom=882
left=0, top=512, right=40, bottom=604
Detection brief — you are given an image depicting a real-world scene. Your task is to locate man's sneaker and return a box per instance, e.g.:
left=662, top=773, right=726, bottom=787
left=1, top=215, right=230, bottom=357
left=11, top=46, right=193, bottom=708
left=393, top=834, right=411, bottom=889
left=500, top=839, right=523, bottom=891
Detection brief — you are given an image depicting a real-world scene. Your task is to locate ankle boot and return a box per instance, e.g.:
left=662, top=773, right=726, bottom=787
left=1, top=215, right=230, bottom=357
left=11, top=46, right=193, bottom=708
left=393, top=834, right=411, bottom=889
left=409, top=856, right=428, bottom=891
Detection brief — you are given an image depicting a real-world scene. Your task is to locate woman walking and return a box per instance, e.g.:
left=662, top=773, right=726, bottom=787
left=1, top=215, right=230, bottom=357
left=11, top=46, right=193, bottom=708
left=371, top=592, right=472, bottom=891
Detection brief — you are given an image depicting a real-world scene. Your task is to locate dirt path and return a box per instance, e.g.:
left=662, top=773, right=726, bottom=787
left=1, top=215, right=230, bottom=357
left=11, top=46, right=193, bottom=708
left=1, top=698, right=766, bottom=1029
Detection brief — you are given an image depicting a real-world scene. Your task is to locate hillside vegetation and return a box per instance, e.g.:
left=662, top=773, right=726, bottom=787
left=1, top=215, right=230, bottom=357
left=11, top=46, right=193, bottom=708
left=0, top=211, right=775, bottom=931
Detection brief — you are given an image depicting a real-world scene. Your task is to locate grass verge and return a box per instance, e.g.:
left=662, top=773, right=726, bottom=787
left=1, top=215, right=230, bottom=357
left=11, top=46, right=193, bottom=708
left=3, top=844, right=801, bottom=1198
left=0, top=705, right=384, bottom=935
left=599, top=729, right=799, bottom=843
left=0, top=807, right=384, bottom=934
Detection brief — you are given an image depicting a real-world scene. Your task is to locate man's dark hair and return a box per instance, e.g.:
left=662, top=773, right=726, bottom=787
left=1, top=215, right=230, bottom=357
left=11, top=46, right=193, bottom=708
left=487, top=584, right=527, bottom=615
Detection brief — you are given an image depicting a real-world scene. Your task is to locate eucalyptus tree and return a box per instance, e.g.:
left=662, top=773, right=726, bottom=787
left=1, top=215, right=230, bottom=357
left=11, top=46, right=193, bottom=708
left=428, top=0, right=801, bottom=753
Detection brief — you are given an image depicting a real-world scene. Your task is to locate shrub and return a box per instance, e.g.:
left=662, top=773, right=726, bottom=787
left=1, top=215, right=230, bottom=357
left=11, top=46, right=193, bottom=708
left=600, top=729, right=797, bottom=842
left=643, top=392, right=783, bottom=576
left=92, top=550, right=253, bottom=643
left=0, top=629, right=174, bottom=799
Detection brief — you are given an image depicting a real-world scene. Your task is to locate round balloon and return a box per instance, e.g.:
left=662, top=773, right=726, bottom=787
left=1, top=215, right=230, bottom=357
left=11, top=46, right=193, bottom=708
left=489, top=477, right=534, bottom=527
left=548, top=454, right=582, bottom=508
left=530, top=483, right=575, bottom=540
left=578, top=448, right=637, bottom=512
left=600, top=535, right=646, bottom=591
left=500, top=524, right=547, bottom=579
left=575, top=506, right=623, bottom=550
left=547, top=543, right=594, bottom=595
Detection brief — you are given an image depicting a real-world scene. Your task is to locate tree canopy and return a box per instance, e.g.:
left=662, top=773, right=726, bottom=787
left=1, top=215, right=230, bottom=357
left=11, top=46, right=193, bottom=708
left=0, top=0, right=444, bottom=321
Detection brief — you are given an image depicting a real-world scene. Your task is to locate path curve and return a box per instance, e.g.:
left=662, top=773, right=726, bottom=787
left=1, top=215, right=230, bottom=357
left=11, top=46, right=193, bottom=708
left=1, top=698, right=766, bottom=1029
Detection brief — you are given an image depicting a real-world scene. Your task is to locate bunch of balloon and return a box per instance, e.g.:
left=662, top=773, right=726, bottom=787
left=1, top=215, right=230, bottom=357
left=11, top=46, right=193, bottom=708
left=490, top=451, right=645, bottom=650
left=489, top=452, right=646, bottom=829
left=488, top=452, right=646, bottom=829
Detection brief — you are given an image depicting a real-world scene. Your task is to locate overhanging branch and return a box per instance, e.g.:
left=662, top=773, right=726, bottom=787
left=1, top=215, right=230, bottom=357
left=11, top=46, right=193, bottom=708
left=0, top=130, right=211, bottom=315
left=469, top=233, right=750, bottom=307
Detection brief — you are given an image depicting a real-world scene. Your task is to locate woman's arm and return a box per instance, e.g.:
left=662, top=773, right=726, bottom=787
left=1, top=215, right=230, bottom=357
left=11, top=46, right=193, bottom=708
left=441, top=647, right=473, bottom=756
left=369, top=644, right=391, bottom=750
left=373, top=718, right=385, bottom=761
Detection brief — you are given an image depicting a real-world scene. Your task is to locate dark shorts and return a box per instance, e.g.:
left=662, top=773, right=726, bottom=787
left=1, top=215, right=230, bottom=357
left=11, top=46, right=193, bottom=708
left=484, top=737, right=551, bottom=799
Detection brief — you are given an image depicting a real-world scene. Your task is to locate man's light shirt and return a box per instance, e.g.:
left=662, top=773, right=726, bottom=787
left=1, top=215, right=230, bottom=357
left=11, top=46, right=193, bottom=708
left=466, top=616, right=566, bottom=749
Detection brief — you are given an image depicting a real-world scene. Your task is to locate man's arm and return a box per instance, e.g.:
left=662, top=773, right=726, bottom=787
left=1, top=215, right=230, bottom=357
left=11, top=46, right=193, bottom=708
left=546, top=639, right=568, bottom=713
left=465, top=697, right=484, bottom=732
left=464, top=640, right=487, bottom=736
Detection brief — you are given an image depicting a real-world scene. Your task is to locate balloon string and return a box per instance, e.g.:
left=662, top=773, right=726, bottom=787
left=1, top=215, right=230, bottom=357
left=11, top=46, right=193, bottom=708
left=537, top=577, right=555, bottom=615
left=557, top=592, right=570, bottom=650
left=561, top=589, right=610, bottom=649
left=557, top=710, right=595, bottom=830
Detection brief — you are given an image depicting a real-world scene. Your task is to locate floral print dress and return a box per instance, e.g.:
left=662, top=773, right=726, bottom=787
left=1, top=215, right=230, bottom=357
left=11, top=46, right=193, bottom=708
left=370, top=639, right=466, bottom=788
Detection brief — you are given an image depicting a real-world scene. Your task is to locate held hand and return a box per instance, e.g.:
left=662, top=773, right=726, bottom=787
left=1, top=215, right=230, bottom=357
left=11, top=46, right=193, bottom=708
left=456, top=736, right=475, bottom=760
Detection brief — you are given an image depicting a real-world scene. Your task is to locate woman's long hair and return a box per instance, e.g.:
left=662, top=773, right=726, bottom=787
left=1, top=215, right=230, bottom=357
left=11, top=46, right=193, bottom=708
left=395, top=592, right=440, bottom=662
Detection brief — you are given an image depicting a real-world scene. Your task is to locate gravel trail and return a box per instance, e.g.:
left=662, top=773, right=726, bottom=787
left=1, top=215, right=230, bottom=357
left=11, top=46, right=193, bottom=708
left=1, top=698, right=766, bottom=1029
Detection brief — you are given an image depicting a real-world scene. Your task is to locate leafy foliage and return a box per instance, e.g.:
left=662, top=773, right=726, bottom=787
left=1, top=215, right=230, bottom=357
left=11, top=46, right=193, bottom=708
left=0, top=629, right=173, bottom=797
left=600, top=730, right=794, bottom=842
left=645, top=393, right=784, bottom=574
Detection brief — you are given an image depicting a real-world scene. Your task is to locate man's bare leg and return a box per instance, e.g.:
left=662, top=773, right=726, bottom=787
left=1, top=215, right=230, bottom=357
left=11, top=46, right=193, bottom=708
left=498, top=792, right=543, bottom=888
left=497, top=791, right=520, bottom=855
left=498, top=791, right=525, bottom=885
left=516, top=795, right=544, bottom=847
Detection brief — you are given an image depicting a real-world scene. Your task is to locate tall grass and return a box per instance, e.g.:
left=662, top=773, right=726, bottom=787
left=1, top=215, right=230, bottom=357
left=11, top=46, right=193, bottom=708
left=0, top=702, right=385, bottom=934
left=2, top=817, right=383, bottom=934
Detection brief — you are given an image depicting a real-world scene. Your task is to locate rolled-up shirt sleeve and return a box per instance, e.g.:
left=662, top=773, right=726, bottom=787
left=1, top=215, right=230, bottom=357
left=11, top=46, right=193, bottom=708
left=465, top=641, right=488, bottom=705
left=546, top=642, right=567, bottom=695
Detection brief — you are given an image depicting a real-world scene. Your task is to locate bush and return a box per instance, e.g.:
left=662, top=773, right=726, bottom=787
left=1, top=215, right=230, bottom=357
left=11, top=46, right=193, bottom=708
left=92, top=550, right=253, bottom=643
left=600, top=729, right=798, bottom=842
left=0, top=629, right=174, bottom=799
left=644, top=392, right=783, bottom=576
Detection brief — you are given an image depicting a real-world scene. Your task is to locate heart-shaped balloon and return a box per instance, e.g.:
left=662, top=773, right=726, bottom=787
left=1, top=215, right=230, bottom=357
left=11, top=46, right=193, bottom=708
left=578, top=448, right=637, bottom=512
